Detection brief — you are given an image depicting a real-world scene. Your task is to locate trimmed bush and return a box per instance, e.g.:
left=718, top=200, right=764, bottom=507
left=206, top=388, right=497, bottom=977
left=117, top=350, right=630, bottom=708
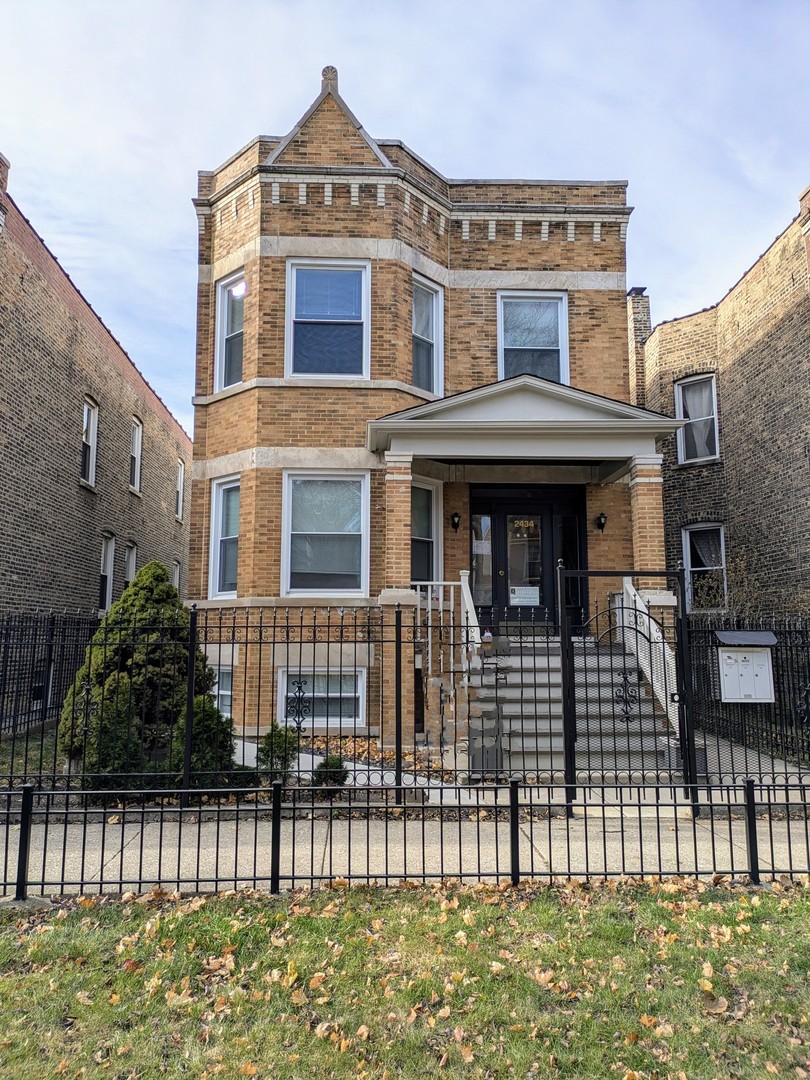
left=58, top=562, right=234, bottom=787
left=311, top=754, right=349, bottom=788
left=256, top=723, right=299, bottom=784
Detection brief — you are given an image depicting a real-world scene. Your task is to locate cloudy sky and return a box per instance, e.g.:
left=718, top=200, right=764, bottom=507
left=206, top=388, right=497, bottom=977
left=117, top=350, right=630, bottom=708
left=2, top=0, right=809, bottom=434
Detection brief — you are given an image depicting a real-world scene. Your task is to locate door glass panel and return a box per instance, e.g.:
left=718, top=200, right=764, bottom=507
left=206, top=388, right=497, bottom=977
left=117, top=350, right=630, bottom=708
left=507, top=515, right=542, bottom=606
left=471, top=514, right=492, bottom=605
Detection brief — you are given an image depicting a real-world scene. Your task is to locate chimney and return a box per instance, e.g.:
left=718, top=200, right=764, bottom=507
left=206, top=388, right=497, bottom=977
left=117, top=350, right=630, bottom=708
left=627, top=286, right=651, bottom=408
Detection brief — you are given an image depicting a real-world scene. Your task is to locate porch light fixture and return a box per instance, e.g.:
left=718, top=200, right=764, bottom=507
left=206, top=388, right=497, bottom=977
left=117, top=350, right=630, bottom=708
left=450, top=512, right=461, bottom=532
left=596, top=512, right=607, bottom=532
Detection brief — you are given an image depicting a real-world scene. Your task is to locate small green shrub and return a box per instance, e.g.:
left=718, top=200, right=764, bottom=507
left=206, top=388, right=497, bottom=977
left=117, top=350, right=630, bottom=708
left=257, top=723, right=299, bottom=783
left=311, top=754, right=349, bottom=788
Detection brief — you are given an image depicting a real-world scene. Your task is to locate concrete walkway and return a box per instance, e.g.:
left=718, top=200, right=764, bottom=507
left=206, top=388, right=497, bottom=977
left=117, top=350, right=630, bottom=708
left=4, top=795, right=809, bottom=897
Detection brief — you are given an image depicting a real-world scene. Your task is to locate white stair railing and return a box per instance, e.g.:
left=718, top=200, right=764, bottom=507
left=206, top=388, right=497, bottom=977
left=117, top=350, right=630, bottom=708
left=615, top=578, right=679, bottom=727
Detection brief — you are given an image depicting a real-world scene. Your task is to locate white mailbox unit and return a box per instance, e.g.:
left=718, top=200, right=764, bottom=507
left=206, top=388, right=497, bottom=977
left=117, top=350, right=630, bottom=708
left=714, top=630, right=776, bottom=704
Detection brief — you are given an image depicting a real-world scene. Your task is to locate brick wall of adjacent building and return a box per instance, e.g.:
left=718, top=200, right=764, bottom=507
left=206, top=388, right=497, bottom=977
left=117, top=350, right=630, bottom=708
left=639, top=186, right=810, bottom=609
left=0, top=157, right=192, bottom=614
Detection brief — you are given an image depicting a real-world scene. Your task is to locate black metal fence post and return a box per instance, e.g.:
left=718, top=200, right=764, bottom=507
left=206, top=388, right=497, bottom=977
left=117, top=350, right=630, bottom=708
left=509, top=778, right=520, bottom=886
left=744, top=778, right=761, bottom=885
left=15, top=784, right=35, bottom=901
left=181, top=605, right=198, bottom=808
left=270, top=780, right=282, bottom=894
left=394, top=604, right=403, bottom=806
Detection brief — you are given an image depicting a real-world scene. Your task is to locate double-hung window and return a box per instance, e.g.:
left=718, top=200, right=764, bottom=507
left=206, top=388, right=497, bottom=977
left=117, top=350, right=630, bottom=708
left=129, top=418, right=143, bottom=491
left=210, top=478, right=240, bottom=599
left=683, top=524, right=727, bottom=611
left=284, top=473, right=368, bottom=595
left=675, top=375, right=719, bottom=464
left=412, top=277, right=443, bottom=393
left=81, top=398, right=98, bottom=484
left=411, top=482, right=440, bottom=583
left=287, top=261, right=369, bottom=377
left=175, top=460, right=185, bottom=520
left=215, top=271, right=246, bottom=389
left=497, top=292, right=569, bottom=383
left=99, top=534, right=115, bottom=613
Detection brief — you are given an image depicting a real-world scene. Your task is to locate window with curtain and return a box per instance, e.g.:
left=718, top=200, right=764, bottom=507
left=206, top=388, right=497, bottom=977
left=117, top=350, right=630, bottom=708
left=676, top=375, right=718, bottom=463
left=288, top=476, right=365, bottom=592
left=683, top=524, right=726, bottom=610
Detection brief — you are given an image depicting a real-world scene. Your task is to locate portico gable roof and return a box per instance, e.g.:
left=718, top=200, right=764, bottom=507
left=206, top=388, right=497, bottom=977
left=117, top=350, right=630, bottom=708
left=367, top=375, right=681, bottom=463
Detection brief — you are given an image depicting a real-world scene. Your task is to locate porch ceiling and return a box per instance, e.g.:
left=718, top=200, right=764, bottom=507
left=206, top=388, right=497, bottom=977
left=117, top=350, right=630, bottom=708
left=367, top=375, right=681, bottom=463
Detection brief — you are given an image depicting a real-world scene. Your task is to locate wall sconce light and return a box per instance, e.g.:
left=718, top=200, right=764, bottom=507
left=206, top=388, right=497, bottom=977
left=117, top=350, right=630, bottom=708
left=450, top=512, right=461, bottom=532
left=596, top=512, right=607, bottom=532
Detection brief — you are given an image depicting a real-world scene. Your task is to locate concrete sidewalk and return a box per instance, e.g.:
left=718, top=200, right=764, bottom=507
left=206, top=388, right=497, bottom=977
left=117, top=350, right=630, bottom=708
left=4, top=801, right=809, bottom=896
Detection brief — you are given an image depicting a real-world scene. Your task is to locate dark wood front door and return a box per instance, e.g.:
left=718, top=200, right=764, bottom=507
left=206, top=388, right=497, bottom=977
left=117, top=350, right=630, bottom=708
left=469, top=486, right=585, bottom=627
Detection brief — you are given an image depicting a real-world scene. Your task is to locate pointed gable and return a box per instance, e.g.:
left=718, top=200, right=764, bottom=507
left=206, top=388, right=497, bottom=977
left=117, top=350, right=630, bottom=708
left=267, top=67, right=391, bottom=170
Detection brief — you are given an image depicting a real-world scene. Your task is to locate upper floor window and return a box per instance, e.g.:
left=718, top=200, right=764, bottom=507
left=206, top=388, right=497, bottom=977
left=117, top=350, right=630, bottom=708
left=215, top=271, right=246, bottom=390
left=675, top=374, right=719, bottom=464
left=81, top=398, right=98, bottom=485
left=412, top=277, right=443, bottom=394
left=286, top=261, right=370, bottom=378
left=497, top=292, right=569, bottom=383
left=209, top=478, right=240, bottom=599
left=683, top=524, right=727, bottom=611
left=283, top=473, right=368, bottom=595
left=124, top=542, right=137, bottom=589
left=99, top=534, right=115, bottom=614
left=129, top=417, right=143, bottom=491
left=175, top=459, right=185, bottom=520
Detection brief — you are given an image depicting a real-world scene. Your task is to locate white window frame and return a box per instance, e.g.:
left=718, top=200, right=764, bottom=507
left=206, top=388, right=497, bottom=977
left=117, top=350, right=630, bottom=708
left=281, top=471, right=370, bottom=598
left=675, top=373, right=720, bottom=465
left=124, top=542, right=137, bottom=588
left=99, top=534, right=115, bottom=614
left=285, top=259, right=371, bottom=379
left=209, top=476, right=240, bottom=600
left=172, top=559, right=181, bottom=589
left=411, top=274, right=444, bottom=395
left=496, top=291, right=569, bottom=384
left=81, top=398, right=98, bottom=485
left=277, top=666, right=367, bottom=732
left=410, top=478, right=443, bottom=584
left=175, top=459, right=185, bottom=520
left=682, top=523, right=727, bottom=613
left=214, top=269, right=246, bottom=391
left=129, top=417, right=143, bottom=492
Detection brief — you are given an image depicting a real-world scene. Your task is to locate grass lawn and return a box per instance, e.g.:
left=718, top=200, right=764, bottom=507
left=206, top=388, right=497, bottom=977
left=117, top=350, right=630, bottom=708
left=0, top=880, right=809, bottom=1079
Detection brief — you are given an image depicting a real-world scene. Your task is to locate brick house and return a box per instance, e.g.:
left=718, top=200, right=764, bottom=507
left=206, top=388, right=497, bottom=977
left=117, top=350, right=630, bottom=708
left=633, top=185, right=810, bottom=612
left=189, top=68, right=679, bottom=739
left=0, top=154, right=192, bottom=615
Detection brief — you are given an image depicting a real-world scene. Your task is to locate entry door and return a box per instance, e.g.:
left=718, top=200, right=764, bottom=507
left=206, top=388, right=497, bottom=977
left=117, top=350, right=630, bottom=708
left=470, top=488, right=584, bottom=626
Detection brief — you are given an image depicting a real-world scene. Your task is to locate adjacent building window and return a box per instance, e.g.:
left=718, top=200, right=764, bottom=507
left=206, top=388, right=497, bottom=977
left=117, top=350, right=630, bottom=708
left=675, top=374, right=719, bottom=464
left=175, top=460, right=185, bottom=519
left=99, top=534, right=115, bottom=613
left=412, top=277, right=443, bottom=393
left=497, top=292, right=569, bottom=383
left=215, top=271, right=246, bottom=389
left=210, top=478, right=240, bottom=598
left=683, top=524, right=727, bottom=611
left=279, top=669, right=365, bottom=731
left=411, top=483, right=440, bottom=582
left=124, top=543, right=137, bottom=589
left=172, top=560, right=181, bottom=589
left=283, top=473, right=368, bottom=594
left=129, top=417, right=143, bottom=491
left=287, top=261, right=369, bottom=377
left=81, top=398, right=98, bottom=484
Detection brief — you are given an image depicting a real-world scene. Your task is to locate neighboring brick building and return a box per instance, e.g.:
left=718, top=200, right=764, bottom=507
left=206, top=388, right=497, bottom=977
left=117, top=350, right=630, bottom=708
left=189, top=68, right=678, bottom=735
left=635, top=185, right=810, bottom=612
left=0, top=154, right=192, bottom=615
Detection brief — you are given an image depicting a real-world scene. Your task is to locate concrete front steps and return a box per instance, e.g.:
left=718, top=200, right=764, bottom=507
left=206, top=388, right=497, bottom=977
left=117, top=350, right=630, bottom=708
left=467, top=636, right=677, bottom=779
